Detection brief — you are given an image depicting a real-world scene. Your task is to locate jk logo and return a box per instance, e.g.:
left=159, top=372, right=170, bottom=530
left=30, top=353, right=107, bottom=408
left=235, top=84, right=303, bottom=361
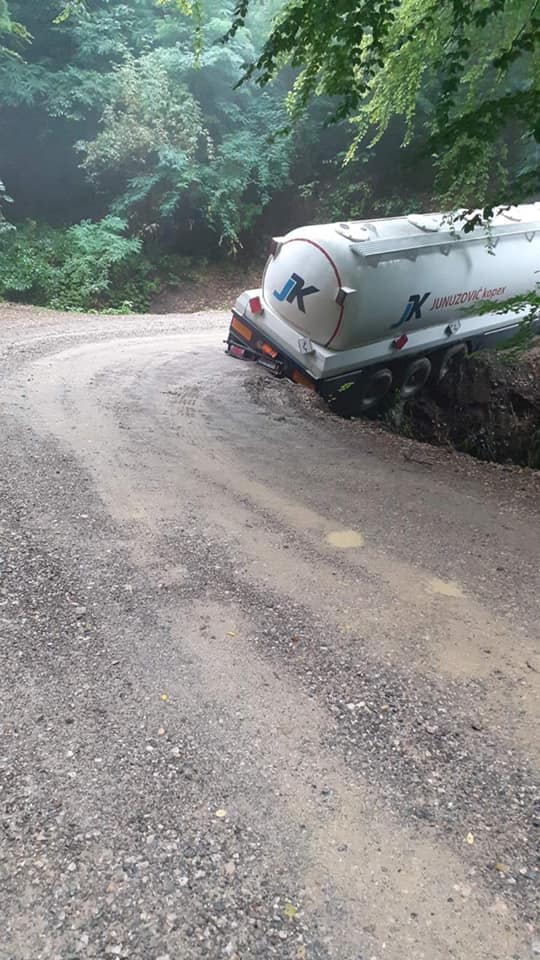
left=274, top=273, right=319, bottom=313
left=392, top=292, right=431, bottom=328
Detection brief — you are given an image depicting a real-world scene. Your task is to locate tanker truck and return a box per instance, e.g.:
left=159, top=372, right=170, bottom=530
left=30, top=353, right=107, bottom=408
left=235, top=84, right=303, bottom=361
left=226, top=204, right=540, bottom=411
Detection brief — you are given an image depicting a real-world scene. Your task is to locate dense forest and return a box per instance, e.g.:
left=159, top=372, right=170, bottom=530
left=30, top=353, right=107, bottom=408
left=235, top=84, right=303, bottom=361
left=1, top=0, right=539, bottom=311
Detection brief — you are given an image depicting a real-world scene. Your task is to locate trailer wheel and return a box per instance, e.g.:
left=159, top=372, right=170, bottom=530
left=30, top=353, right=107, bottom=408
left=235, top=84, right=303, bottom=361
left=400, top=356, right=432, bottom=399
left=358, top=367, right=394, bottom=411
left=433, top=343, right=467, bottom=382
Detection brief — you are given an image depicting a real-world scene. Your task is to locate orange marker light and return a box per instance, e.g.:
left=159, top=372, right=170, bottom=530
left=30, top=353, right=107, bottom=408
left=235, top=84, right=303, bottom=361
left=231, top=316, right=253, bottom=342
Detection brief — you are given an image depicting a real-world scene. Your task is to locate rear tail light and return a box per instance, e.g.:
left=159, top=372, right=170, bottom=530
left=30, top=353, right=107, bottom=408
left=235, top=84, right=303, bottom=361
left=249, top=295, right=263, bottom=315
left=229, top=344, right=246, bottom=359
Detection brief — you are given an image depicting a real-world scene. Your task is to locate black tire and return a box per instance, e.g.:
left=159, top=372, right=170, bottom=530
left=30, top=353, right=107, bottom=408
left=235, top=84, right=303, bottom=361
left=433, top=343, right=467, bottom=382
left=358, top=367, right=393, bottom=411
left=399, top=356, right=432, bottom=399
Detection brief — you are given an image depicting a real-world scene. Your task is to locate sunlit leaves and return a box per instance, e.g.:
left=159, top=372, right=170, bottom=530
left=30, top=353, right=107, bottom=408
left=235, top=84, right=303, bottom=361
left=228, top=0, right=540, bottom=204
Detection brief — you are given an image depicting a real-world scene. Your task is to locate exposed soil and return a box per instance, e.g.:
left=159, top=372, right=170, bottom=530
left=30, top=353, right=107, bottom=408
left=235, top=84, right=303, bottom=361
left=150, top=260, right=264, bottom=313
left=390, top=347, right=540, bottom=469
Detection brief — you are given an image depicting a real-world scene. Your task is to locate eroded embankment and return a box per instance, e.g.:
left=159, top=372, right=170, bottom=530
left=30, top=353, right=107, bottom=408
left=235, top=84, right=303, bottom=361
left=389, top=348, right=540, bottom=468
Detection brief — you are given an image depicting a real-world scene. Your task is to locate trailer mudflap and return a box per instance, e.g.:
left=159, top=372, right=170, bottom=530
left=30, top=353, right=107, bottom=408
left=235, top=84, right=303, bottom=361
left=317, top=372, right=362, bottom=399
left=226, top=312, right=318, bottom=391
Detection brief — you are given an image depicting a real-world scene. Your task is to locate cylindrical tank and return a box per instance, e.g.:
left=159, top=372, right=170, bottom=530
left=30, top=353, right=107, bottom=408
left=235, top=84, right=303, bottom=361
left=261, top=205, right=540, bottom=351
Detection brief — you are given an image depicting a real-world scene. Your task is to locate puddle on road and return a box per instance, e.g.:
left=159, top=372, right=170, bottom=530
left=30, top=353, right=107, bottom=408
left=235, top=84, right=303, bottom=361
left=428, top=578, right=464, bottom=598
left=326, top=530, right=365, bottom=549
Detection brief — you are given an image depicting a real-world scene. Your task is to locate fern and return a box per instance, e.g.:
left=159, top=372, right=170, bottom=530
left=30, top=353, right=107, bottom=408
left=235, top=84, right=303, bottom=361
left=0, top=218, right=154, bottom=311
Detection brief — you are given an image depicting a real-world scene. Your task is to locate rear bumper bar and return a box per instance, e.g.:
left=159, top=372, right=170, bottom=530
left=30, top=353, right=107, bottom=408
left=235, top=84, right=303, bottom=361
left=226, top=311, right=319, bottom=392
left=226, top=311, right=369, bottom=398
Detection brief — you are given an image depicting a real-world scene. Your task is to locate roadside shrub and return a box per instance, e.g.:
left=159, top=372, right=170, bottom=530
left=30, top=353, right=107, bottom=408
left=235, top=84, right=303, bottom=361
left=0, top=217, right=157, bottom=311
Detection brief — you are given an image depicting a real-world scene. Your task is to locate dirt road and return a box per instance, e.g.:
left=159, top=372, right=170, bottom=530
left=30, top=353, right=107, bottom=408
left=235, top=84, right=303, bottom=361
left=1, top=305, right=538, bottom=960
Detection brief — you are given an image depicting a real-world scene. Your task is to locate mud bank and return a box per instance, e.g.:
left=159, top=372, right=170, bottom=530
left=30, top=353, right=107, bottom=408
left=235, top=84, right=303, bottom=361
left=389, top=349, right=540, bottom=468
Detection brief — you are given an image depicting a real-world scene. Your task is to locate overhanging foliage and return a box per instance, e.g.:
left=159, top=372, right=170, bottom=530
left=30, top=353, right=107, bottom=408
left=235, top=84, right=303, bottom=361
left=226, top=0, right=540, bottom=207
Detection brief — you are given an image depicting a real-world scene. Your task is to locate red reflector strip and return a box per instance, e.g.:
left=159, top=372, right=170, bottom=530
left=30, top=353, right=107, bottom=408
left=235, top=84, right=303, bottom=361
left=393, top=334, right=409, bottom=350
left=231, top=316, right=253, bottom=342
left=229, top=345, right=246, bottom=359
left=249, top=295, right=263, bottom=314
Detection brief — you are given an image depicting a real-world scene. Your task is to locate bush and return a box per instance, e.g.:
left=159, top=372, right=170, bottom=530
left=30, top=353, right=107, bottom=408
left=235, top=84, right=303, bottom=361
left=0, top=217, right=157, bottom=311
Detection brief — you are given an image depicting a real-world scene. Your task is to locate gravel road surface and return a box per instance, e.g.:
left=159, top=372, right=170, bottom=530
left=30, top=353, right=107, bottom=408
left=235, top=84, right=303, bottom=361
left=0, top=304, right=538, bottom=960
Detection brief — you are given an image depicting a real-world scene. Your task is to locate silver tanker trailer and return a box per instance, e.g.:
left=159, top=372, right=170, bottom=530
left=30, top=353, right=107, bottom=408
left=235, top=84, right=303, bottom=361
left=226, top=204, right=540, bottom=410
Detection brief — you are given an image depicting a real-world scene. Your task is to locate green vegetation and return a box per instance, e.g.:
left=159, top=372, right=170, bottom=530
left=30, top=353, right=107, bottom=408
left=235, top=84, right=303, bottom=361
left=230, top=0, right=540, bottom=216
left=0, top=218, right=156, bottom=311
left=1, top=0, right=306, bottom=307
left=1, top=0, right=539, bottom=310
